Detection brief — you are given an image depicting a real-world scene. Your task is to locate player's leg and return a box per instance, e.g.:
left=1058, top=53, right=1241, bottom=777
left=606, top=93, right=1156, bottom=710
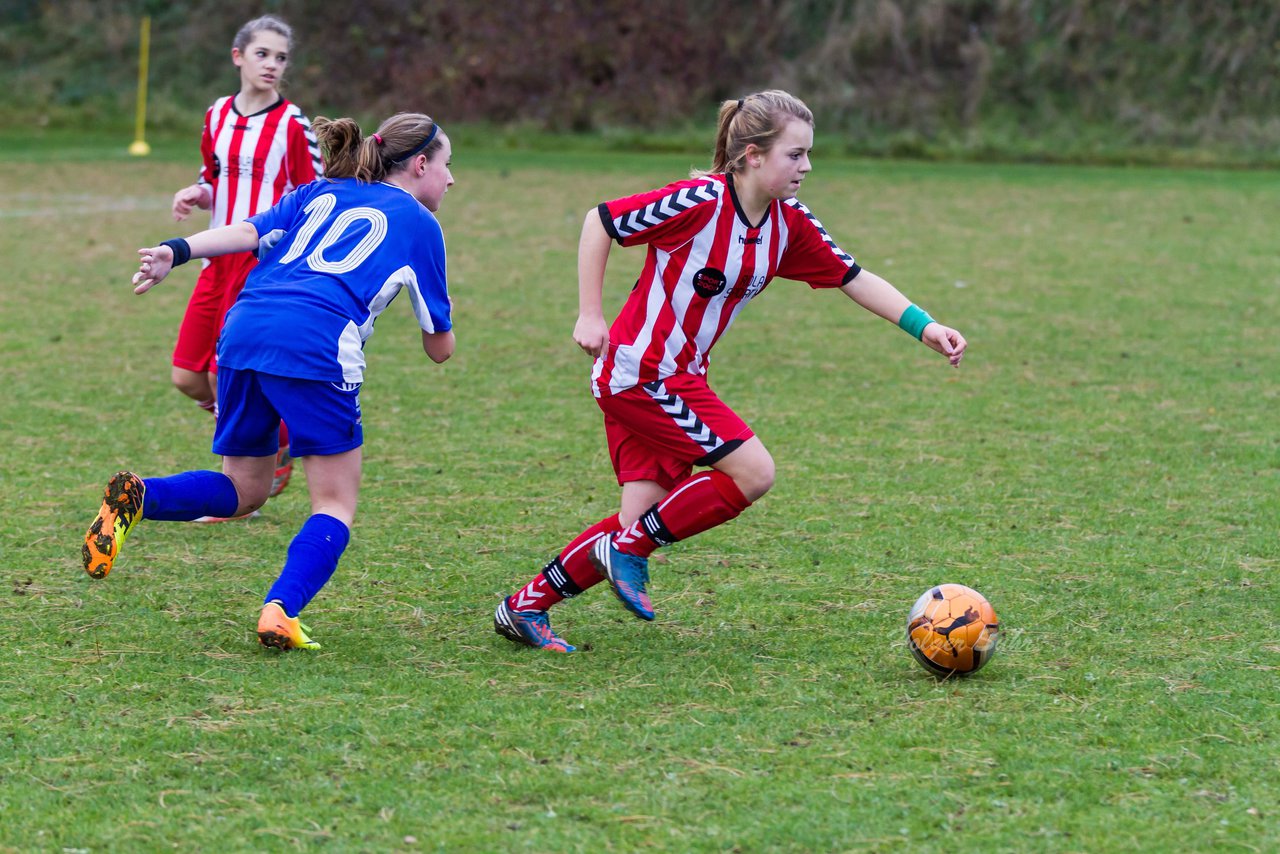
left=172, top=368, right=215, bottom=410
left=81, top=464, right=266, bottom=579
left=255, top=375, right=362, bottom=650
left=590, top=377, right=760, bottom=620
left=270, top=421, right=293, bottom=498
left=496, top=510, right=624, bottom=653
left=193, top=361, right=280, bottom=522
left=620, top=479, right=670, bottom=525
left=213, top=251, right=296, bottom=500
left=171, top=260, right=224, bottom=414
left=495, top=414, right=678, bottom=651
left=81, top=368, right=278, bottom=579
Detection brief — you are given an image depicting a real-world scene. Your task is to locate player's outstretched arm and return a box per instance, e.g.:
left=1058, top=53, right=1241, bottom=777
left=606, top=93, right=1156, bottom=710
left=840, top=268, right=966, bottom=367
left=573, top=211, right=613, bottom=358
left=132, top=222, right=260, bottom=294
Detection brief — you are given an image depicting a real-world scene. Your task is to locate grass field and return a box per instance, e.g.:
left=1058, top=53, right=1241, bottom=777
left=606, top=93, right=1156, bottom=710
left=1, top=136, right=1277, bottom=852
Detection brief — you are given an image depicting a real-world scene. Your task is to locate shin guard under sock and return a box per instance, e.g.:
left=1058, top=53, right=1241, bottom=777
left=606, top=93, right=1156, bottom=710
left=142, top=471, right=240, bottom=521
left=264, top=514, right=351, bottom=617
left=508, top=514, right=620, bottom=611
left=614, top=470, right=751, bottom=558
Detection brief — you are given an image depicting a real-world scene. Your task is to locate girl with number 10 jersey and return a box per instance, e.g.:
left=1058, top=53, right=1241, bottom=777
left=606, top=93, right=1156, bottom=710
left=82, top=113, right=455, bottom=651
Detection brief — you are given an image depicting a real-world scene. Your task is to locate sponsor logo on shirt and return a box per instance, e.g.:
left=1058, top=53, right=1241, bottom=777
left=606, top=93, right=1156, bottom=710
left=729, top=273, right=769, bottom=301
left=691, top=267, right=727, bottom=298
left=234, top=153, right=268, bottom=180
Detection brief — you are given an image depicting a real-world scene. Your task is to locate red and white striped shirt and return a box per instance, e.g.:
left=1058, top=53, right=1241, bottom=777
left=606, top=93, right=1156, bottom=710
left=592, top=174, right=861, bottom=396
left=197, top=95, right=322, bottom=227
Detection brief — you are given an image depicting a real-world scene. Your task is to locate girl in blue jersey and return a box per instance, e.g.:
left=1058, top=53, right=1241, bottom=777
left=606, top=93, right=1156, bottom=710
left=82, top=112, right=455, bottom=650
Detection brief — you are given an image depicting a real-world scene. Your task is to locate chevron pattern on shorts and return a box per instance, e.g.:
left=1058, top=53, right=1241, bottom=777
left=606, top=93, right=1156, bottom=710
left=612, top=182, right=718, bottom=239
left=642, top=380, right=722, bottom=454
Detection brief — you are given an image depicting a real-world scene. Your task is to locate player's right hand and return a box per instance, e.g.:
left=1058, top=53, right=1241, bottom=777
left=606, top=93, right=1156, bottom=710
left=921, top=322, right=967, bottom=367
left=573, top=314, right=609, bottom=358
left=132, top=245, right=174, bottom=294
left=171, top=185, right=206, bottom=221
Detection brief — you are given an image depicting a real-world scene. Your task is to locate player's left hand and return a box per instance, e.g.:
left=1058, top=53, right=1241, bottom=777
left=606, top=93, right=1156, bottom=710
left=132, top=245, right=174, bottom=294
left=922, top=323, right=966, bottom=367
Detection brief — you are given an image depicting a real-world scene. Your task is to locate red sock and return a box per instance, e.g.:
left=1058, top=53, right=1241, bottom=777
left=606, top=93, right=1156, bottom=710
left=508, top=514, right=620, bottom=611
left=614, top=470, right=751, bottom=558
left=278, top=421, right=290, bottom=450
left=196, top=398, right=216, bottom=415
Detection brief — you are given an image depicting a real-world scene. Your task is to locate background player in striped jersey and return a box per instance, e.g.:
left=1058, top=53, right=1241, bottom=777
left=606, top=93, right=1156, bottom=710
left=496, top=90, right=967, bottom=653
left=84, top=112, right=455, bottom=650
left=169, top=15, right=323, bottom=509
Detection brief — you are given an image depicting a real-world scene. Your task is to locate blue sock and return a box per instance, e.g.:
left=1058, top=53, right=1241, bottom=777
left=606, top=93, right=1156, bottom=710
left=142, top=471, right=240, bottom=521
left=264, top=514, right=351, bottom=617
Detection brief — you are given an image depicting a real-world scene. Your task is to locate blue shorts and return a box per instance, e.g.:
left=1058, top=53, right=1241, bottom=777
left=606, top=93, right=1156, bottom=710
left=213, top=367, right=363, bottom=458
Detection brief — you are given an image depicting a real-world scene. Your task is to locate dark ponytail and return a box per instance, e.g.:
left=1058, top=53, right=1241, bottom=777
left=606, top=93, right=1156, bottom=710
left=314, top=113, right=441, bottom=183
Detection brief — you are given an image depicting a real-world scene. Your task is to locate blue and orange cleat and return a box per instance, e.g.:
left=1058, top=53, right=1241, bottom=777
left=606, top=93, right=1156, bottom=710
left=590, top=535, right=655, bottom=621
left=83, top=471, right=145, bottom=579
left=257, top=601, right=321, bottom=650
left=494, top=599, right=576, bottom=653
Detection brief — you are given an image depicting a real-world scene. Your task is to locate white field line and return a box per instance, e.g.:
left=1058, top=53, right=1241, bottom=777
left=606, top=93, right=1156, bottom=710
left=0, top=193, right=170, bottom=219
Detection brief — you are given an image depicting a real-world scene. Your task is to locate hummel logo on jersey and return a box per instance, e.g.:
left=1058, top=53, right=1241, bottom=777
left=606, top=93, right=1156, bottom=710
left=737, top=234, right=762, bottom=245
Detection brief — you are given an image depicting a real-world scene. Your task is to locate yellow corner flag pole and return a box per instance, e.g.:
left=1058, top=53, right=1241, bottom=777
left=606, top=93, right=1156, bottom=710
left=129, top=15, right=152, bottom=156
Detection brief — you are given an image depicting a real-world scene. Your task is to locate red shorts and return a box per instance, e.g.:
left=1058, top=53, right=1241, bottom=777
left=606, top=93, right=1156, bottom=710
left=598, top=373, right=754, bottom=490
left=172, top=251, right=258, bottom=373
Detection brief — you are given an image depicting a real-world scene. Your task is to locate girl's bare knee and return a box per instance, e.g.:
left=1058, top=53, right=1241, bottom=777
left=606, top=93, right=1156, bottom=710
left=733, top=456, right=775, bottom=502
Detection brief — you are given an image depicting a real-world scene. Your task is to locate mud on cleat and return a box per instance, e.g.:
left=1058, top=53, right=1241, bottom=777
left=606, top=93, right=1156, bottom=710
left=257, top=601, right=321, bottom=650
left=83, top=471, right=145, bottom=579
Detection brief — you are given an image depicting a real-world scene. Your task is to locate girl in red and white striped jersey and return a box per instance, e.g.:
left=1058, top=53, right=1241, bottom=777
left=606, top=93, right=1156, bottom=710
left=168, top=15, right=322, bottom=505
left=496, top=90, right=967, bottom=653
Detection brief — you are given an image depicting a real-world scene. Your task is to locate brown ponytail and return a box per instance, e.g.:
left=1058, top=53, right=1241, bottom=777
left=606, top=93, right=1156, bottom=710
left=313, top=113, right=442, bottom=183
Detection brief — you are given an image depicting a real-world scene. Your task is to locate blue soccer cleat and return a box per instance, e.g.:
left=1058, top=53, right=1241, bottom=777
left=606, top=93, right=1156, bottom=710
left=590, top=535, right=655, bottom=621
left=494, top=599, right=576, bottom=653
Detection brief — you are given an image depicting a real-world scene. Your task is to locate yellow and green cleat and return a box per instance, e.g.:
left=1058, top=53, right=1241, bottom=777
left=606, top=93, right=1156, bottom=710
left=83, top=471, right=145, bottom=579
left=257, top=601, right=321, bottom=650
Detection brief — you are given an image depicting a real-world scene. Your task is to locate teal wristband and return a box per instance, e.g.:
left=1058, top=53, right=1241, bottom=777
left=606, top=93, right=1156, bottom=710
left=898, top=304, right=935, bottom=340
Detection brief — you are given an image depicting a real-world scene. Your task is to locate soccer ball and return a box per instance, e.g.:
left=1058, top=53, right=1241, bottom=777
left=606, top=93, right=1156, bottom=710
left=906, top=584, right=1000, bottom=677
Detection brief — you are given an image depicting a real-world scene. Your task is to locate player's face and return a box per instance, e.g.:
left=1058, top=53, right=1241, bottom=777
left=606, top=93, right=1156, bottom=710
left=755, top=119, right=813, bottom=201
left=415, top=135, right=455, bottom=212
left=233, top=31, right=289, bottom=96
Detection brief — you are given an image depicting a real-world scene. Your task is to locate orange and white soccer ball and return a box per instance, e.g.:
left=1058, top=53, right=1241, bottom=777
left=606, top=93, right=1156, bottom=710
left=906, top=584, right=1000, bottom=677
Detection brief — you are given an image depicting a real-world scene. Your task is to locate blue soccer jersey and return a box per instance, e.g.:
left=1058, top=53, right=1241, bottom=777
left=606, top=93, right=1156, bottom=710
left=218, top=178, right=451, bottom=383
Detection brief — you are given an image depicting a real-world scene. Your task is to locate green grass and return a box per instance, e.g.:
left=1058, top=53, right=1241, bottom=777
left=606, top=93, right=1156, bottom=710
left=0, top=141, right=1276, bottom=852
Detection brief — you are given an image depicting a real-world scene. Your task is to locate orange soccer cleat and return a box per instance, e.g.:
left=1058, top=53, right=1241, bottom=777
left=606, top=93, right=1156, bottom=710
left=82, top=471, right=145, bottom=579
left=257, top=601, right=321, bottom=650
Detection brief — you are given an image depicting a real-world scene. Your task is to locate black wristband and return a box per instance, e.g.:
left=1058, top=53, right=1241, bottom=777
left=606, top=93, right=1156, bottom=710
left=160, top=238, right=192, bottom=267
